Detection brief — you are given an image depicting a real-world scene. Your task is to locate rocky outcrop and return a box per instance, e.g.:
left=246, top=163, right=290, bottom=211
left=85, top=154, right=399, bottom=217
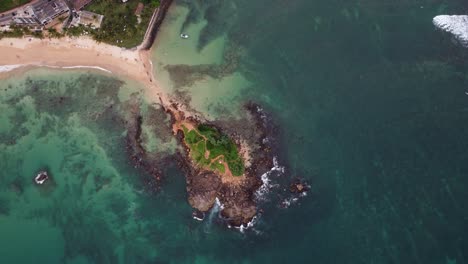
left=433, top=15, right=468, bottom=47
left=176, top=103, right=277, bottom=227
left=218, top=179, right=260, bottom=226
left=187, top=171, right=221, bottom=212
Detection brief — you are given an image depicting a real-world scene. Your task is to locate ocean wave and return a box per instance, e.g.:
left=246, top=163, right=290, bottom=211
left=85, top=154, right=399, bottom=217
left=39, top=65, right=112, bottom=74
left=0, top=64, right=112, bottom=74
left=206, top=198, right=224, bottom=223
left=255, top=105, right=268, bottom=125
left=0, top=65, right=24, bottom=73
left=192, top=215, right=204, bottom=221
left=433, top=15, right=468, bottom=47
left=235, top=216, right=257, bottom=233
left=255, top=156, right=284, bottom=202
left=280, top=197, right=299, bottom=209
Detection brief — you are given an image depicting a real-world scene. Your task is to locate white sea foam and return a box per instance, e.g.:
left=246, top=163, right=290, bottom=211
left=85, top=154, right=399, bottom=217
left=433, top=15, right=468, bottom=47
left=207, top=198, right=223, bottom=223
left=193, top=216, right=204, bottom=221
left=0, top=64, right=112, bottom=74
left=215, top=197, right=224, bottom=211
left=203, top=197, right=224, bottom=232
left=255, top=156, right=284, bottom=201
left=235, top=216, right=257, bottom=233
left=280, top=197, right=299, bottom=209
left=61, top=66, right=112, bottom=73
left=256, top=105, right=268, bottom=123
left=0, top=64, right=24, bottom=73
left=39, top=65, right=112, bottom=74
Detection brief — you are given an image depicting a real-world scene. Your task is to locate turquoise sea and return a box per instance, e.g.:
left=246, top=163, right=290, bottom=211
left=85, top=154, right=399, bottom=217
left=2, top=0, right=468, bottom=263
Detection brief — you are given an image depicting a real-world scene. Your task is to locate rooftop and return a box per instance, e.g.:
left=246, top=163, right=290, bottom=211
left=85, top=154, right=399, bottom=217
left=32, top=0, right=69, bottom=25
left=72, top=0, right=93, bottom=11
left=70, top=10, right=104, bottom=29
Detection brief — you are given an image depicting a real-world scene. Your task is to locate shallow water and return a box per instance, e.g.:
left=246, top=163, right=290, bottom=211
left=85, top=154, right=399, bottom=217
left=0, top=69, right=196, bottom=263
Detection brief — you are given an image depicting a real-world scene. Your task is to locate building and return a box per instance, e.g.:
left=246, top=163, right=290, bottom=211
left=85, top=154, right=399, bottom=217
left=32, top=0, right=70, bottom=25
left=70, top=10, right=104, bottom=29
left=0, top=0, right=70, bottom=28
left=5, top=5, right=40, bottom=27
left=72, top=0, right=94, bottom=11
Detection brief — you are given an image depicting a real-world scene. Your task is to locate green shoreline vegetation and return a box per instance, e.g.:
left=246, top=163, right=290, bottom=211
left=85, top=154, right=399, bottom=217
left=182, top=124, right=245, bottom=176
left=82, top=0, right=160, bottom=48
left=0, top=0, right=30, bottom=13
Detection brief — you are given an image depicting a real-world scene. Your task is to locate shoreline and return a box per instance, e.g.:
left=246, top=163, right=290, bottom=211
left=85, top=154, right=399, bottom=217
left=0, top=37, right=150, bottom=83
left=0, top=36, right=177, bottom=111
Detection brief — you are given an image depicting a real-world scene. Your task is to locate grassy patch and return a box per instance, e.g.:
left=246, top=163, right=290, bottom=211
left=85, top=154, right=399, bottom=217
left=182, top=124, right=245, bottom=176
left=72, top=0, right=160, bottom=48
left=185, top=129, right=203, bottom=145
left=0, top=0, right=30, bottom=13
left=210, top=160, right=226, bottom=174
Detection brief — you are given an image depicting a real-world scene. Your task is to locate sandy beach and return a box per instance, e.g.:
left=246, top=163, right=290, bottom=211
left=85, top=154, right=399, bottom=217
left=0, top=36, right=164, bottom=101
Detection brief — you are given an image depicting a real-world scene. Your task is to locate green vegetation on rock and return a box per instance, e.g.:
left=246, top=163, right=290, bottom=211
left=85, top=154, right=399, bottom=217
left=182, top=124, right=245, bottom=176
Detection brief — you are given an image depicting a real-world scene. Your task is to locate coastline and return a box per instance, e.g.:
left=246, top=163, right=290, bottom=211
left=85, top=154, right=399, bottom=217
left=0, top=37, right=151, bottom=84
left=0, top=36, right=179, bottom=114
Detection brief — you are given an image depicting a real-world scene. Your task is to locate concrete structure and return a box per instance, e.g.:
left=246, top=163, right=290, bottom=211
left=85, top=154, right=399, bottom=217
left=72, top=0, right=94, bottom=11
left=10, top=5, right=40, bottom=26
left=70, top=10, right=103, bottom=29
left=0, top=0, right=70, bottom=28
left=32, top=0, right=69, bottom=25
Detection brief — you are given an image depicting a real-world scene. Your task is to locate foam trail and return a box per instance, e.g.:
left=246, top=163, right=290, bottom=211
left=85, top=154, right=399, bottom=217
left=39, top=65, right=113, bottom=74
left=235, top=216, right=258, bottom=233
left=204, top=197, right=223, bottom=232
left=0, top=64, right=113, bottom=74
left=192, top=215, right=203, bottom=221
left=60, top=66, right=112, bottom=73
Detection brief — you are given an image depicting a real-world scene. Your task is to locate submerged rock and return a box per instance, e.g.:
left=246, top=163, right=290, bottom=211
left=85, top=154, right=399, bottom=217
left=34, top=171, right=49, bottom=185
left=433, top=15, right=468, bottom=47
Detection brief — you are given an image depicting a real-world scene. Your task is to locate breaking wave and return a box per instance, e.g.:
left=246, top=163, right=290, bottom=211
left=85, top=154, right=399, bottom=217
left=0, top=64, right=112, bottom=74
left=255, top=156, right=284, bottom=202
left=203, top=197, right=224, bottom=232
left=0, top=64, right=23, bottom=73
